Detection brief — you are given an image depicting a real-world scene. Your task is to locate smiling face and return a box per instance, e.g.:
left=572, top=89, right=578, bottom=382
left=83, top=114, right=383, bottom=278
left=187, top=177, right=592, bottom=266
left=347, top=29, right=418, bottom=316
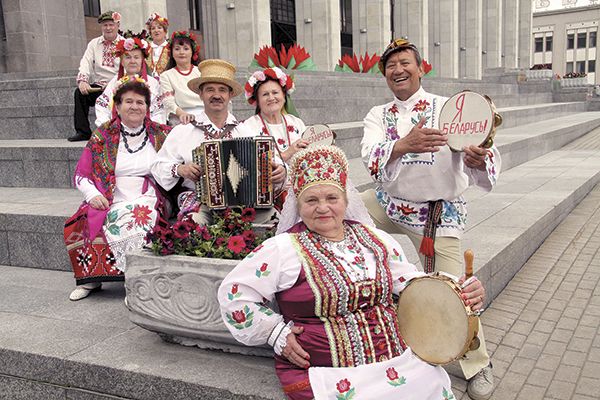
left=199, top=83, right=232, bottom=114
left=384, top=49, right=423, bottom=101
left=100, top=20, right=118, bottom=42
left=149, top=21, right=167, bottom=44
left=122, top=49, right=144, bottom=76
left=115, top=90, right=148, bottom=128
left=172, top=39, right=193, bottom=67
left=256, top=79, right=285, bottom=116
left=298, top=184, right=347, bottom=240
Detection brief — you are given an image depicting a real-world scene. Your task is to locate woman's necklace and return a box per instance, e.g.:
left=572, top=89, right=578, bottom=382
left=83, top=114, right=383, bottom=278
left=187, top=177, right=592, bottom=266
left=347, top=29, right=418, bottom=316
left=319, top=226, right=369, bottom=282
left=121, top=125, right=149, bottom=153
left=175, top=65, right=193, bottom=76
left=258, top=113, right=291, bottom=148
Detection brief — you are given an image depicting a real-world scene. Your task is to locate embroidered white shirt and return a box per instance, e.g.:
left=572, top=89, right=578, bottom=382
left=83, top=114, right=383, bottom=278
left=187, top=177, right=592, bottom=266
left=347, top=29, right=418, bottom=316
left=77, top=35, right=123, bottom=86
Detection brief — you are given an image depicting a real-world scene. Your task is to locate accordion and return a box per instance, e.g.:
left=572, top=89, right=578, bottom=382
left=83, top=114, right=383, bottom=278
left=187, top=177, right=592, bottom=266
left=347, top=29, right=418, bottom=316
left=192, top=137, right=275, bottom=209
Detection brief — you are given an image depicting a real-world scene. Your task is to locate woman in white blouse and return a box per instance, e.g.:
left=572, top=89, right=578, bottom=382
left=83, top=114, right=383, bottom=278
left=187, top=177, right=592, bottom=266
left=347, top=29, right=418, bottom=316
left=65, top=78, right=171, bottom=301
left=159, top=31, right=203, bottom=125
left=240, top=67, right=308, bottom=162
left=145, top=13, right=170, bottom=78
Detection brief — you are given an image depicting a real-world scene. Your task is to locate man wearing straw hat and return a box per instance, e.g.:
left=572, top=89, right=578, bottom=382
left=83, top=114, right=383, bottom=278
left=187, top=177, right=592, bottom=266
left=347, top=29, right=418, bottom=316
left=152, top=59, right=286, bottom=225
left=69, top=11, right=123, bottom=142
left=360, top=39, right=501, bottom=400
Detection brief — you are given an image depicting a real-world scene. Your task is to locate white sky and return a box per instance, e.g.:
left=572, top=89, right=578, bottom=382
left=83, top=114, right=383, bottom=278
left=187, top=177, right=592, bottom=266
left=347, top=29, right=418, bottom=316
left=533, top=0, right=600, bottom=11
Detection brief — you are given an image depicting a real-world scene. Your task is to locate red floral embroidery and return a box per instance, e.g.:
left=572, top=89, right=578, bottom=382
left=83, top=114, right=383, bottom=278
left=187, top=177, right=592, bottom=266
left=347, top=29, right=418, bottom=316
left=369, top=158, right=380, bottom=177
left=231, top=284, right=238, bottom=294
left=397, top=204, right=417, bottom=216
left=287, top=125, right=295, bottom=132
left=260, top=263, right=268, bottom=272
left=389, top=104, right=399, bottom=114
left=412, top=99, right=430, bottom=112
left=231, top=310, right=246, bottom=323
left=386, top=367, right=399, bottom=381
left=336, top=379, right=351, bottom=393
left=132, top=205, right=152, bottom=226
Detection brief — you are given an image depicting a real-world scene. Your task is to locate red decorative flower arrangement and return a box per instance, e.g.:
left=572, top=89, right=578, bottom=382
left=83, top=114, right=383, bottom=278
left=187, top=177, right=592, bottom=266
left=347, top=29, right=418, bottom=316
left=335, top=52, right=380, bottom=74
left=250, top=44, right=317, bottom=70
left=146, top=207, right=275, bottom=259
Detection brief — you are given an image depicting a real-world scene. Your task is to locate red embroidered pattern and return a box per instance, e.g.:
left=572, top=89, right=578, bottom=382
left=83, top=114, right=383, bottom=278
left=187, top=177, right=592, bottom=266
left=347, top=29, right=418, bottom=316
left=102, top=41, right=117, bottom=68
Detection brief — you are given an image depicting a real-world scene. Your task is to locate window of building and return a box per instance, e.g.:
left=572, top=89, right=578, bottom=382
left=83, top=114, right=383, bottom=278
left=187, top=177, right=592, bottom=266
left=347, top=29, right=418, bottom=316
left=577, top=32, right=587, bottom=48
left=83, top=0, right=101, bottom=17
left=567, top=33, right=575, bottom=49
left=189, top=0, right=203, bottom=31
left=340, top=0, right=353, bottom=56
left=576, top=61, right=585, bottom=73
left=566, top=62, right=574, bottom=73
left=590, top=31, right=597, bottom=48
left=271, top=0, right=297, bottom=49
left=589, top=60, right=596, bottom=73
left=534, top=37, right=543, bottom=52
left=545, top=36, right=552, bottom=52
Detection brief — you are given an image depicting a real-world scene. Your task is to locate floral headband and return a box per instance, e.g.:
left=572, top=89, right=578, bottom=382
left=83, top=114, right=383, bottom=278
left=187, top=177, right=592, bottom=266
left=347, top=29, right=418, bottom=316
left=170, top=31, right=200, bottom=62
left=290, top=145, right=348, bottom=197
left=244, top=67, right=295, bottom=105
left=115, top=36, right=150, bottom=58
left=146, top=12, right=169, bottom=28
left=113, top=75, right=149, bottom=95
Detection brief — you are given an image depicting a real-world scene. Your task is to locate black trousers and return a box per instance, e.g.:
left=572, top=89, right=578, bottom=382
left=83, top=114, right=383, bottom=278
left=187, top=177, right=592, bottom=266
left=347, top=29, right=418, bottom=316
left=73, top=85, right=102, bottom=136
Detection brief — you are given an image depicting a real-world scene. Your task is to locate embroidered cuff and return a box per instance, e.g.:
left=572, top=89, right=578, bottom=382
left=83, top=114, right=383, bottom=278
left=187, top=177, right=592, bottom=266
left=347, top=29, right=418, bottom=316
left=76, top=73, right=89, bottom=84
left=268, top=321, right=294, bottom=356
left=170, top=163, right=180, bottom=178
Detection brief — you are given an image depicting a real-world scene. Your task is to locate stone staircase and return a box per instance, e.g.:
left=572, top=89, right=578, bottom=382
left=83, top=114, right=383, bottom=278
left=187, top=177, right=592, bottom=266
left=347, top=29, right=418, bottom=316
left=0, top=69, right=599, bottom=399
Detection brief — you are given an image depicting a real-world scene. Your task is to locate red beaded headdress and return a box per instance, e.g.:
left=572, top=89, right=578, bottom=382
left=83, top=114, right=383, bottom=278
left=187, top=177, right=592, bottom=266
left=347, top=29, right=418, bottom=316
left=290, top=145, right=349, bottom=197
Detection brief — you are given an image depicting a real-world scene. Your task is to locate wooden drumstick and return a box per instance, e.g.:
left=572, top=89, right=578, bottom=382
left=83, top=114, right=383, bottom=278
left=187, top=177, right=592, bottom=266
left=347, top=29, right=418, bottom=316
left=464, top=249, right=474, bottom=279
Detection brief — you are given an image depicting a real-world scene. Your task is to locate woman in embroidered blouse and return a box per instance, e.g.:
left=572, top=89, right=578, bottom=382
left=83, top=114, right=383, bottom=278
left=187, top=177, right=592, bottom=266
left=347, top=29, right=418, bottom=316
left=65, top=78, right=171, bottom=301
left=218, top=145, right=486, bottom=400
left=145, top=13, right=170, bottom=78
left=239, top=67, right=308, bottom=162
left=95, top=34, right=166, bottom=127
left=159, top=31, right=203, bottom=125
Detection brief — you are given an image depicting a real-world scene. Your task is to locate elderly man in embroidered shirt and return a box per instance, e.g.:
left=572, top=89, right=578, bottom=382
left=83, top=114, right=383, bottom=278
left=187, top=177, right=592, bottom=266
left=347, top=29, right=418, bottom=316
left=152, top=59, right=286, bottom=225
left=69, top=11, right=123, bottom=142
left=360, top=39, right=501, bottom=400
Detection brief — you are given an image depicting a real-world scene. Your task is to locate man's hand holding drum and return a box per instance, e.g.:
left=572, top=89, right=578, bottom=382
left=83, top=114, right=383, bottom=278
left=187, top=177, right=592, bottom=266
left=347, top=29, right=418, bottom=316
left=391, top=117, right=448, bottom=158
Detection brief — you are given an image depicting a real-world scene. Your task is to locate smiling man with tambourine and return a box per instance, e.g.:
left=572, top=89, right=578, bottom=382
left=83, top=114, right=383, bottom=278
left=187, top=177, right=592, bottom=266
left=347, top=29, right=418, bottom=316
left=360, top=38, right=501, bottom=400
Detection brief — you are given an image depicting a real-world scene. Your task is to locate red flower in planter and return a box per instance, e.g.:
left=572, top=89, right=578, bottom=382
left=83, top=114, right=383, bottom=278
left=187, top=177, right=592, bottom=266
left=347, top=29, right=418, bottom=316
left=227, top=235, right=246, bottom=254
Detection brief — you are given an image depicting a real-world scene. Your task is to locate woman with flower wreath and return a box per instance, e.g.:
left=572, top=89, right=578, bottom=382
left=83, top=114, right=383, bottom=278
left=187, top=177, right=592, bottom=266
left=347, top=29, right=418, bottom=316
left=219, top=145, right=486, bottom=399
left=239, top=67, right=308, bottom=162
left=159, top=31, right=204, bottom=125
left=95, top=32, right=166, bottom=127
left=64, top=78, right=171, bottom=301
left=145, top=12, right=170, bottom=78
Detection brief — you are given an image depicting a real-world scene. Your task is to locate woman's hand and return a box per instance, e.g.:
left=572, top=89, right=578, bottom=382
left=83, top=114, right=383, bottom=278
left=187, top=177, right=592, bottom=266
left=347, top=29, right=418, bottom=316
left=463, top=145, right=488, bottom=171
left=177, top=163, right=203, bottom=182
left=176, top=109, right=195, bottom=125
left=88, top=195, right=109, bottom=210
left=281, top=139, right=309, bottom=162
left=458, top=275, right=485, bottom=311
left=281, top=326, right=311, bottom=368
left=272, top=162, right=286, bottom=184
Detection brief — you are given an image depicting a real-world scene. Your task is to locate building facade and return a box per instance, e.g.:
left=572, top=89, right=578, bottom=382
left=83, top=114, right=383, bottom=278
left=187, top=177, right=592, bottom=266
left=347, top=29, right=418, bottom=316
left=0, top=0, right=533, bottom=79
left=532, top=3, right=599, bottom=84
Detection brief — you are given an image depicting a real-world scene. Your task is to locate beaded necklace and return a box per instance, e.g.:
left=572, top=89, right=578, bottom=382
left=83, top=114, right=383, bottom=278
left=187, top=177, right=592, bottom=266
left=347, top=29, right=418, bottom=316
left=175, top=65, right=193, bottom=76
left=318, top=225, right=369, bottom=282
left=120, top=125, right=148, bottom=153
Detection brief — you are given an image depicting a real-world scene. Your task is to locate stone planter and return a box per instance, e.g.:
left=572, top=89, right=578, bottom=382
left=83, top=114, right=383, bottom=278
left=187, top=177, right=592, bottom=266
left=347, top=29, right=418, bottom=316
left=526, top=69, right=553, bottom=80
left=125, top=250, right=273, bottom=357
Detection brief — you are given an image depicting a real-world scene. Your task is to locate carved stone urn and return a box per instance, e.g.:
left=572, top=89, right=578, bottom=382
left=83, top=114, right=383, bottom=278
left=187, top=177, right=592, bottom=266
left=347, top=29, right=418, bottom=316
left=125, top=250, right=272, bottom=357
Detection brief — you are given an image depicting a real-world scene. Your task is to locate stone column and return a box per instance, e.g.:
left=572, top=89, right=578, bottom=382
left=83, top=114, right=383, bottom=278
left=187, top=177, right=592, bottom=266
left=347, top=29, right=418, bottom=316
left=394, top=0, right=429, bottom=61
left=295, top=0, right=341, bottom=71
left=502, top=0, right=519, bottom=68
left=213, top=0, right=270, bottom=67
left=459, top=0, right=482, bottom=79
left=1, top=0, right=87, bottom=72
left=483, top=0, right=503, bottom=70
left=518, top=0, right=532, bottom=68
left=352, top=0, right=391, bottom=56
left=429, top=0, right=459, bottom=78
left=101, top=0, right=167, bottom=32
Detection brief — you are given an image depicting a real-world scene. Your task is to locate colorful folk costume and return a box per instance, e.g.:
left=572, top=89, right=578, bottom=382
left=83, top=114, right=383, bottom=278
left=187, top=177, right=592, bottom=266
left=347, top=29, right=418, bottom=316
left=65, top=82, right=171, bottom=286
left=145, top=13, right=170, bottom=78
left=219, top=146, right=454, bottom=400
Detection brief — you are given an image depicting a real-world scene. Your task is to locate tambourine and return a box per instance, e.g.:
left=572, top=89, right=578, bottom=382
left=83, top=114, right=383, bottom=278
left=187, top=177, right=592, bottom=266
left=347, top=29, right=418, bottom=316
left=301, top=124, right=335, bottom=148
left=439, top=91, right=502, bottom=152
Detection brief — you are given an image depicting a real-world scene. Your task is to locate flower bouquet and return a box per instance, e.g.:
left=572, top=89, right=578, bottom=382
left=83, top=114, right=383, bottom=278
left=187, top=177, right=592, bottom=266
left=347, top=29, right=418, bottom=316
left=250, top=44, right=317, bottom=71
left=334, top=52, right=380, bottom=74
left=146, top=207, right=275, bottom=259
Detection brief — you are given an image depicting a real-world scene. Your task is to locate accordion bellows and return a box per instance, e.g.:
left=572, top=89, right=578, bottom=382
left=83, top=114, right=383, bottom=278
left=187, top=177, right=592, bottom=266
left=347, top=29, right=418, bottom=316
left=192, top=137, right=275, bottom=209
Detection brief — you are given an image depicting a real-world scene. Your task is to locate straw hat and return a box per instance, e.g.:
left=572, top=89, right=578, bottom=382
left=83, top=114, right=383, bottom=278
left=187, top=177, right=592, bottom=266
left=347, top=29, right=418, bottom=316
left=187, top=59, right=243, bottom=97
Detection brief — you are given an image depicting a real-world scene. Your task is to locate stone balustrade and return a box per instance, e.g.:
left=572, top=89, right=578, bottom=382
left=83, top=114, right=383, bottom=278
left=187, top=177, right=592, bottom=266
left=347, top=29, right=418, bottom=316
left=525, top=69, right=553, bottom=80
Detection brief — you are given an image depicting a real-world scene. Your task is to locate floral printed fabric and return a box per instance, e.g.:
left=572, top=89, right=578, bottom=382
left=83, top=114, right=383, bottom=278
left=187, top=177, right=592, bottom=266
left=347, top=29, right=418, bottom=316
left=361, top=87, right=501, bottom=238
left=308, top=348, right=452, bottom=400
